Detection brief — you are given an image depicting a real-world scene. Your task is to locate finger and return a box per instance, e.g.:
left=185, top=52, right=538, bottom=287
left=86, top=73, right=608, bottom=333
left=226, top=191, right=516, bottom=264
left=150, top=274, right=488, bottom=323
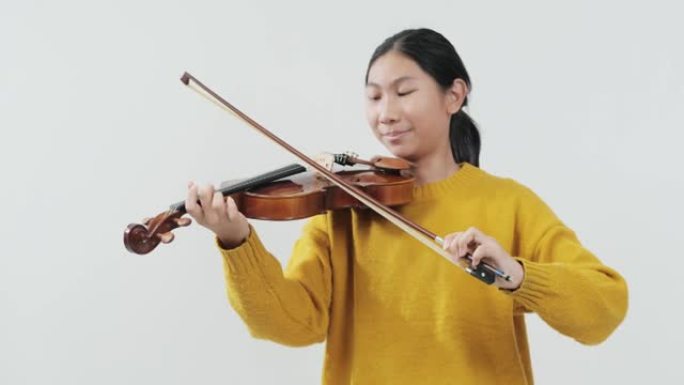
left=198, top=184, right=217, bottom=222
left=174, top=217, right=192, bottom=227
left=185, top=182, right=203, bottom=221
left=441, top=232, right=459, bottom=251
left=157, top=232, right=175, bottom=244
left=470, top=244, right=489, bottom=267
left=455, top=232, right=467, bottom=258
left=443, top=233, right=466, bottom=265
left=455, top=233, right=467, bottom=259
left=458, top=227, right=483, bottom=257
left=226, top=196, right=240, bottom=221
left=211, top=191, right=228, bottom=222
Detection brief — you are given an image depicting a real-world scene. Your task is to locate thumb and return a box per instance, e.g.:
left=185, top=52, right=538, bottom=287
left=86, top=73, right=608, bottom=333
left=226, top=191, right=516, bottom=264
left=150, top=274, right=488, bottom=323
left=226, top=196, right=242, bottom=221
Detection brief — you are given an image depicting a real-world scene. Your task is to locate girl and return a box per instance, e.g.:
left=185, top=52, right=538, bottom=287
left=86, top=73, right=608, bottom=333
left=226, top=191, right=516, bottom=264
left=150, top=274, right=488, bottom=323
left=185, top=28, right=628, bottom=384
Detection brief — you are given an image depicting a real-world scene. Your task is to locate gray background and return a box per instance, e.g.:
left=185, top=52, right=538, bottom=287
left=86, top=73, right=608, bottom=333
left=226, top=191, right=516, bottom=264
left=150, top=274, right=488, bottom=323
left=1, top=0, right=682, bottom=383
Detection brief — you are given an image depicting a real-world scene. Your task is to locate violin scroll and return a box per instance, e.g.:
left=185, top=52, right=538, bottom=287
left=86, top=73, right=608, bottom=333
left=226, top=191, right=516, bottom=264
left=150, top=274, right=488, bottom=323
left=124, top=211, right=191, bottom=255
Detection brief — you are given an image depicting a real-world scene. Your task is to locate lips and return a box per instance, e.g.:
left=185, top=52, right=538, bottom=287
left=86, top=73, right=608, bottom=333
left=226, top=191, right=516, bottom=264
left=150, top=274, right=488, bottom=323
left=383, top=129, right=411, bottom=139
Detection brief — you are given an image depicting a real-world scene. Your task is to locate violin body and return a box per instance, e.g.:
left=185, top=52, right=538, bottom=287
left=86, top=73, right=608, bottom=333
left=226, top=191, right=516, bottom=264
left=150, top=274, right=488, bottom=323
left=234, top=169, right=414, bottom=220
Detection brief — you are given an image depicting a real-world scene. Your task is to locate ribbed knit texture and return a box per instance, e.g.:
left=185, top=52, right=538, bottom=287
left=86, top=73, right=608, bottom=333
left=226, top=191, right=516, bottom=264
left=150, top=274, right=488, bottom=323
left=218, top=163, right=628, bottom=384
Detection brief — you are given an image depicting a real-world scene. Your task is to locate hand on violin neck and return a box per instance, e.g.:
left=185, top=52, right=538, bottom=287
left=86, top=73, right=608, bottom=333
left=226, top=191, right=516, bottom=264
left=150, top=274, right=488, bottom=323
left=185, top=181, right=250, bottom=249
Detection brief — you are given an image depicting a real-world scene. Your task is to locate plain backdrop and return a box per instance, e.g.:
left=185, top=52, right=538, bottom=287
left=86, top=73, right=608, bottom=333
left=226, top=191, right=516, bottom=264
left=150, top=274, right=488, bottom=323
left=1, top=0, right=682, bottom=384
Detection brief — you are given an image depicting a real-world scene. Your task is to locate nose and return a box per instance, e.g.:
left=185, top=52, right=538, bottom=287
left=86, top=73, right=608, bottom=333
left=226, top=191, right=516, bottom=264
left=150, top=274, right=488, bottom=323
left=378, top=97, right=399, bottom=126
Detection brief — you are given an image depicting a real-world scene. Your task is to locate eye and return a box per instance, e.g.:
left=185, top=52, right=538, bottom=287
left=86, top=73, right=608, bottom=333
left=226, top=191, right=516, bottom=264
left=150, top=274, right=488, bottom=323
left=397, top=89, right=416, bottom=97
left=367, top=93, right=381, bottom=101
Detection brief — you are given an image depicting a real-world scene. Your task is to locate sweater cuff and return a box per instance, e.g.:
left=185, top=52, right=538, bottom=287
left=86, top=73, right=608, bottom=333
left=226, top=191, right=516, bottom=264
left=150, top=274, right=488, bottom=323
left=216, top=226, right=269, bottom=276
left=505, top=258, right=553, bottom=309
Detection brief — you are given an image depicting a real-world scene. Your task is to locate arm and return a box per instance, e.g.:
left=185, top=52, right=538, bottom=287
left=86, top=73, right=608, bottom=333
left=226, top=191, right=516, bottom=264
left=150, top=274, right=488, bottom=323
left=219, top=215, right=332, bottom=347
left=509, top=185, right=628, bottom=345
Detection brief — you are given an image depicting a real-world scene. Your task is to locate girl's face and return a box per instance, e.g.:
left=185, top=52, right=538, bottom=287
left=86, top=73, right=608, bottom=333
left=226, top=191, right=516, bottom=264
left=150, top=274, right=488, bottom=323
left=365, top=50, right=464, bottom=163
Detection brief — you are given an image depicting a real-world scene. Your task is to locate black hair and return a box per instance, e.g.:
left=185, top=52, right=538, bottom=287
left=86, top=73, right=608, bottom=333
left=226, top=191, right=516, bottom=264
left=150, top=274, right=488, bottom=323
left=365, top=28, right=480, bottom=167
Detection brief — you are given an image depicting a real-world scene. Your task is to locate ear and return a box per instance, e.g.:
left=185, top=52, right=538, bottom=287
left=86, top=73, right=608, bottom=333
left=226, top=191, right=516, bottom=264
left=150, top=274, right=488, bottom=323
left=445, top=78, right=468, bottom=115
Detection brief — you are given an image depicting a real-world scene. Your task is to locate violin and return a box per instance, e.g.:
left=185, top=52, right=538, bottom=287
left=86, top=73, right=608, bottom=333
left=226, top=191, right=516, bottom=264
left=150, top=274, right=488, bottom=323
left=124, top=153, right=414, bottom=255
left=234, top=153, right=414, bottom=220
left=124, top=72, right=511, bottom=285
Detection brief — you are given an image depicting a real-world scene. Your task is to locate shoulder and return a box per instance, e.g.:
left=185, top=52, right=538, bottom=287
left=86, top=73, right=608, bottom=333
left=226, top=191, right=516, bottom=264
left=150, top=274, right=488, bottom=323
left=471, top=165, right=536, bottom=200
left=472, top=166, right=555, bottom=215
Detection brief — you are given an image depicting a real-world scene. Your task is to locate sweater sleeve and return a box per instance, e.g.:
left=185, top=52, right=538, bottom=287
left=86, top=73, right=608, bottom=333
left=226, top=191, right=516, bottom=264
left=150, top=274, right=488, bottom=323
left=218, top=214, right=332, bottom=347
left=507, top=184, right=628, bottom=345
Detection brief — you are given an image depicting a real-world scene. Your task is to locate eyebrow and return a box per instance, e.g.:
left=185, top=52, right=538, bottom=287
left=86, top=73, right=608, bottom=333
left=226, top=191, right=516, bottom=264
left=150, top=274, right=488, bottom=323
left=366, top=76, right=416, bottom=88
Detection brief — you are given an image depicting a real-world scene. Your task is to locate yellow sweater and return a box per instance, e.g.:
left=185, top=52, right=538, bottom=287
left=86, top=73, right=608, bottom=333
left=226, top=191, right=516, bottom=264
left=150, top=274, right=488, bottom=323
left=218, top=163, right=628, bottom=384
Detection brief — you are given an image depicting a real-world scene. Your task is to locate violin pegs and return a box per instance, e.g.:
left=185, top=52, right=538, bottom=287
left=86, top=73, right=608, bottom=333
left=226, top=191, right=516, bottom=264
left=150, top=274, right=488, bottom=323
left=342, top=151, right=359, bottom=165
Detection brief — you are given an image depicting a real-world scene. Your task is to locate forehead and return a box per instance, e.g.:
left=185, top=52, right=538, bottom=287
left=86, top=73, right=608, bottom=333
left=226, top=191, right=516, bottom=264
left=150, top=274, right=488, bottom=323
left=366, top=50, right=426, bottom=87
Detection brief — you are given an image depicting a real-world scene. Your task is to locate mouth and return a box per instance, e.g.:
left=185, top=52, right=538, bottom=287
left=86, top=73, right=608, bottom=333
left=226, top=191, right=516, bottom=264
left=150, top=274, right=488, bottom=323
left=382, top=129, right=411, bottom=140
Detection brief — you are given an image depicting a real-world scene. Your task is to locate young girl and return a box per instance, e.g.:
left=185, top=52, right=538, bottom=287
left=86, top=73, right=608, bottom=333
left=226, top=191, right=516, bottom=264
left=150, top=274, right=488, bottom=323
left=185, top=28, right=628, bottom=385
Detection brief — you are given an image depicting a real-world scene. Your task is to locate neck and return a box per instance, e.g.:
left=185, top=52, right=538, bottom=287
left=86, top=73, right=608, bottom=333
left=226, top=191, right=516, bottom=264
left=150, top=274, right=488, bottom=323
left=411, top=149, right=460, bottom=186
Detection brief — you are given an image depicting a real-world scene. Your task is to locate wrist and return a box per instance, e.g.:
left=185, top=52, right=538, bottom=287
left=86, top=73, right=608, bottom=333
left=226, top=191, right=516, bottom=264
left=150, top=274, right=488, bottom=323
left=217, top=227, right=251, bottom=250
left=499, top=259, right=525, bottom=290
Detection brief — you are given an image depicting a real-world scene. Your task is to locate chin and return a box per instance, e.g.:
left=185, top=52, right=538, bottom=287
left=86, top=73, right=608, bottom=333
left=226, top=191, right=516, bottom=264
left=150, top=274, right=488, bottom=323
left=383, top=143, right=418, bottom=161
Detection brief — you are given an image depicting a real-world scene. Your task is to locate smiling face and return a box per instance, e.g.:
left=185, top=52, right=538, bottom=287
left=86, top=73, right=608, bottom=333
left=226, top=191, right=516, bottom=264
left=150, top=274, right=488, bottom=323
left=365, top=50, right=464, bottom=163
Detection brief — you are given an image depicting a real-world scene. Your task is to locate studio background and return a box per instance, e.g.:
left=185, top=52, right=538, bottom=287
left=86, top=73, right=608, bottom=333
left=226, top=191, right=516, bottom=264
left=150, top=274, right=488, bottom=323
left=1, top=0, right=682, bottom=383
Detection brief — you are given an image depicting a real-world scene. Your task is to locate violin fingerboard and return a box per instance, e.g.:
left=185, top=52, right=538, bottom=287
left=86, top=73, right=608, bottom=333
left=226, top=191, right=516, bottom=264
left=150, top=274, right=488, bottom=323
left=169, top=164, right=306, bottom=212
left=220, top=164, right=307, bottom=194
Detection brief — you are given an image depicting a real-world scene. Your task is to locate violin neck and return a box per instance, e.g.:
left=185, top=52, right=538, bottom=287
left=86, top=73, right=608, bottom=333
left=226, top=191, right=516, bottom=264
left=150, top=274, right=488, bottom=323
left=168, top=163, right=307, bottom=213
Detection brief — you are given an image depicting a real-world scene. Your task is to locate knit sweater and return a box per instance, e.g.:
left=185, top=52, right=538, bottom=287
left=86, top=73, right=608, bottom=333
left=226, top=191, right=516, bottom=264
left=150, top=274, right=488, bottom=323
left=217, top=163, right=628, bottom=384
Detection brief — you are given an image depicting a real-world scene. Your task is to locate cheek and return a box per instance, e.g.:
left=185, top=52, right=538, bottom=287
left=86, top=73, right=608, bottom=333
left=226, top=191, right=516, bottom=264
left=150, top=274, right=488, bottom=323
left=407, top=96, right=448, bottom=126
left=365, top=104, right=378, bottom=128
left=402, top=100, right=429, bottom=127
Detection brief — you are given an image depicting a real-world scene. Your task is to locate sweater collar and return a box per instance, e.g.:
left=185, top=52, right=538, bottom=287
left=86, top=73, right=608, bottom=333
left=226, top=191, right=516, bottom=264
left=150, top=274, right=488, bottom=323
left=411, top=162, right=483, bottom=201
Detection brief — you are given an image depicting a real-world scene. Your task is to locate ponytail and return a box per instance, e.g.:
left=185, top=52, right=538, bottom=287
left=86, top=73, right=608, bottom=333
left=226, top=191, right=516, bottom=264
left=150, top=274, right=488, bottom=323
left=449, top=109, right=480, bottom=167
